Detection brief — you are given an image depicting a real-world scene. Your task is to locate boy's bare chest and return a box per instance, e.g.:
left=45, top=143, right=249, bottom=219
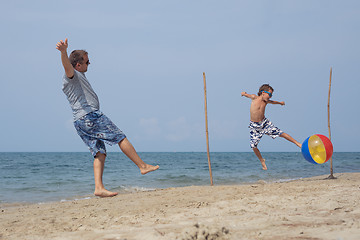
left=251, top=99, right=267, bottom=111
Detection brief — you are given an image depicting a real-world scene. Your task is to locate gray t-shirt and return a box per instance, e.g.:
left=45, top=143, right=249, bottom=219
left=62, top=70, right=100, bottom=121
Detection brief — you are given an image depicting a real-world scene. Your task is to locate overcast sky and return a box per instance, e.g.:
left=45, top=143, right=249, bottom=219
left=1, top=0, right=359, bottom=152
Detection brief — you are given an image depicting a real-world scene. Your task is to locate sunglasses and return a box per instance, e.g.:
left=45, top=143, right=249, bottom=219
left=85, top=60, right=90, bottom=65
left=261, top=90, right=272, bottom=97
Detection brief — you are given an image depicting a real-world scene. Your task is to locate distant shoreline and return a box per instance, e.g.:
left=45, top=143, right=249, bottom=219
left=1, top=152, right=359, bottom=205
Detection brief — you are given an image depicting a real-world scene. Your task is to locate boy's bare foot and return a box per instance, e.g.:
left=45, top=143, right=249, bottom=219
left=94, top=189, right=118, bottom=198
left=260, top=158, right=267, bottom=170
left=140, top=164, right=159, bottom=175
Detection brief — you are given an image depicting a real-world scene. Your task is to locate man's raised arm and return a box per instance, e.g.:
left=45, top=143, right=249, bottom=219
left=56, top=38, right=74, bottom=79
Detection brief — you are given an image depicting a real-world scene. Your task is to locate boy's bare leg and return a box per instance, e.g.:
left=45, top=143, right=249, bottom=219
left=118, top=138, right=159, bottom=174
left=280, top=133, right=302, bottom=148
left=93, top=153, right=118, bottom=197
left=252, top=147, right=267, bottom=170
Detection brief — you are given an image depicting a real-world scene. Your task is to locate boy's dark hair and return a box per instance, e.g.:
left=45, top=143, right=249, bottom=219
left=258, top=84, right=274, bottom=96
left=69, top=50, right=88, bottom=67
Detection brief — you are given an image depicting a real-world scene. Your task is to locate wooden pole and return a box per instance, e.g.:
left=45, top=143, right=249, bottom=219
left=203, top=72, right=214, bottom=186
left=327, top=67, right=336, bottom=179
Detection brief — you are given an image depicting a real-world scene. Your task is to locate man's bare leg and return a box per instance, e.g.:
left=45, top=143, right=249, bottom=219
left=280, top=133, right=302, bottom=148
left=93, top=153, right=118, bottom=197
left=253, top=147, right=267, bottom=170
left=118, top=138, right=159, bottom=174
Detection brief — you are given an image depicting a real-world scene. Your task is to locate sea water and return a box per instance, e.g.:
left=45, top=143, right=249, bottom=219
left=0, top=152, right=359, bottom=204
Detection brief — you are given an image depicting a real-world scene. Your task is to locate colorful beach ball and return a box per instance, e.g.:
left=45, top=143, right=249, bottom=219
left=301, top=134, right=333, bottom=164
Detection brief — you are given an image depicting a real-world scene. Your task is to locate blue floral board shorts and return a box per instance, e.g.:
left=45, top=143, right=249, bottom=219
left=249, top=118, right=283, bottom=148
left=74, top=111, right=126, bottom=157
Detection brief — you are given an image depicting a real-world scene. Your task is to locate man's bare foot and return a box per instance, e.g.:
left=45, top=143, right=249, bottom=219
left=94, top=189, right=118, bottom=198
left=260, top=158, right=267, bottom=170
left=140, top=164, right=159, bottom=175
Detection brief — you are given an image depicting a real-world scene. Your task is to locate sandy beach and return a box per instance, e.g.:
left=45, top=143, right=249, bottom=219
left=1, top=172, right=359, bottom=240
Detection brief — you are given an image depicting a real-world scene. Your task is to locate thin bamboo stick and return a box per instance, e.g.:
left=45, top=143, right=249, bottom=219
left=203, top=72, right=213, bottom=186
left=328, top=67, right=336, bottom=179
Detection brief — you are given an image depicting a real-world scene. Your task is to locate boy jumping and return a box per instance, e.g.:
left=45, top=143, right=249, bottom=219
left=241, top=84, right=301, bottom=170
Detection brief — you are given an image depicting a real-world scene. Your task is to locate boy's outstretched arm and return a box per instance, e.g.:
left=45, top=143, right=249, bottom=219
left=241, top=92, right=256, bottom=100
left=56, top=38, right=74, bottom=79
left=268, top=100, right=285, bottom=105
